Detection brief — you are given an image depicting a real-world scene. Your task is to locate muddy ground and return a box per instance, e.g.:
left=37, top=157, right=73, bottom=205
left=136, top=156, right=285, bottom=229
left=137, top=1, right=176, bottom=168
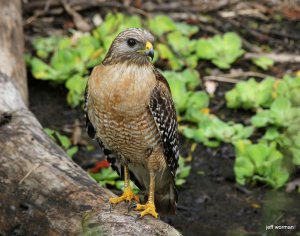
left=29, top=76, right=300, bottom=236
left=25, top=1, right=300, bottom=235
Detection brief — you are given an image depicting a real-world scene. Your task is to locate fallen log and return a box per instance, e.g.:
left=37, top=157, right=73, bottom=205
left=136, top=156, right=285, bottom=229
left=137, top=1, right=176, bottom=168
left=0, top=0, right=181, bottom=235
left=0, top=0, right=28, bottom=105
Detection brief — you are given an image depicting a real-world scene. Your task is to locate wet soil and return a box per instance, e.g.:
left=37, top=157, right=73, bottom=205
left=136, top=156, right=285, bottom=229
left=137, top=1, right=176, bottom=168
left=29, top=76, right=300, bottom=236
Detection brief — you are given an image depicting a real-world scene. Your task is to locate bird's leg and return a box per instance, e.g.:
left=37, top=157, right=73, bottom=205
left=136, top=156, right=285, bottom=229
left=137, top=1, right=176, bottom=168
left=134, top=171, right=158, bottom=219
left=109, top=165, right=139, bottom=205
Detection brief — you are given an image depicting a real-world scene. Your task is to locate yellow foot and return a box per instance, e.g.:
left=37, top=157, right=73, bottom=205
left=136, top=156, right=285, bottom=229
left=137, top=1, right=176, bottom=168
left=134, top=202, right=158, bottom=219
left=109, top=186, right=139, bottom=205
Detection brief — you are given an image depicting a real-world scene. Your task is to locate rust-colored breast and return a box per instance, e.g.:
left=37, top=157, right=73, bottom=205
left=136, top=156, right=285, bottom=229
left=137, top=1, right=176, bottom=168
left=88, top=63, right=161, bottom=164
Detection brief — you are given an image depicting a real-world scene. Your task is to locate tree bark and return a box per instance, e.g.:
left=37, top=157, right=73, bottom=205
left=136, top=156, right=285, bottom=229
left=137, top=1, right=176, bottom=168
left=0, top=1, right=181, bottom=235
left=0, top=0, right=28, bottom=105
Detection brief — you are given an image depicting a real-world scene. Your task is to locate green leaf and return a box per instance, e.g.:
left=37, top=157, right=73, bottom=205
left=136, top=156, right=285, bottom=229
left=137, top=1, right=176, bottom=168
left=76, top=35, right=100, bottom=61
left=225, top=77, right=275, bottom=109
left=67, top=146, right=78, bottom=158
left=65, top=74, right=87, bottom=107
left=93, top=13, right=123, bottom=40
left=44, top=128, right=55, bottom=140
left=157, top=43, right=184, bottom=70
left=223, top=32, right=243, bottom=51
left=50, top=48, right=84, bottom=78
left=176, top=156, right=191, bottom=186
left=55, top=132, right=71, bottom=149
left=212, top=58, right=231, bottom=69
left=270, top=167, right=289, bottom=188
left=176, top=178, right=186, bottom=186
left=148, top=15, right=176, bottom=36
left=262, top=127, right=280, bottom=141
left=163, top=71, right=189, bottom=112
left=270, top=97, right=291, bottom=126
left=196, top=39, right=216, bottom=59
left=225, top=89, right=240, bottom=108
left=232, top=126, right=254, bottom=140
left=256, top=77, right=275, bottom=107
left=185, top=54, right=199, bottom=69
left=57, top=37, right=72, bottom=50
left=175, top=22, right=198, bottom=36
left=252, top=57, right=274, bottom=70
left=30, top=57, right=58, bottom=80
left=181, top=69, right=201, bottom=90
left=251, top=111, right=270, bottom=127
left=167, top=32, right=196, bottom=56
left=234, top=139, right=290, bottom=188
left=197, top=32, right=244, bottom=69
left=247, top=143, right=269, bottom=175
left=32, top=36, right=62, bottom=59
left=234, top=156, right=255, bottom=185
left=44, top=128, right=73, bottom=151
left=186, top=91, right=209, bottom=110
left=234, top=139, right=252, bottom=156
left=290, top=148, right=300, bottom=165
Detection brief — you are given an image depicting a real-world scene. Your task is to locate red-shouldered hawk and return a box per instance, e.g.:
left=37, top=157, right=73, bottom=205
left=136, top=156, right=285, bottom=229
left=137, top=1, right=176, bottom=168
left=85, top=28, right=179, bottom=219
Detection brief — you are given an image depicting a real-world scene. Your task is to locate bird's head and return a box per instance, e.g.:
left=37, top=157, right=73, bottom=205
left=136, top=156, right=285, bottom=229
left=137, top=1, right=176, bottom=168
left=103, top=28, right=155, bottom=65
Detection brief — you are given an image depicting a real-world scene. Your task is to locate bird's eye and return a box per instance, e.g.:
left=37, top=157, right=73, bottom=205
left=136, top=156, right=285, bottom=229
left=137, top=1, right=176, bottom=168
left=127, top=38, right=137, bottom=47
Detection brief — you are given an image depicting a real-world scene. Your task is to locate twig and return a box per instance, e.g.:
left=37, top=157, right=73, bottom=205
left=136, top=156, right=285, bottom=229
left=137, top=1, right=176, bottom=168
left=204, top=76, right=241, bottom=83
left=245, top=52, right=300, bottom=63
left=61, top=0, right=91, bottom=32
left=19, top=163, right=41, bottom=184
left=222, top=71, right=274, bottom=79
left=256, top=28, right=300, bottom=40
left=219, top=9, right=269, bottom=20
left=44, top=0, right=54, bottom=12
left=203, top=71, right=278, bottom=83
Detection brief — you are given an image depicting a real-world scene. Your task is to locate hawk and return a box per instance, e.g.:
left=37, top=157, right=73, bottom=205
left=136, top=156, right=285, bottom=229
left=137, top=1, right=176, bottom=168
left=85, top=28, right=179, bottom=219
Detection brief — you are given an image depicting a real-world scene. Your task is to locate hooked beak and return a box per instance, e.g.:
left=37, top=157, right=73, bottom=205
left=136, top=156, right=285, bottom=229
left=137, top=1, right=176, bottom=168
left=145, top=41, right=154, bottom=60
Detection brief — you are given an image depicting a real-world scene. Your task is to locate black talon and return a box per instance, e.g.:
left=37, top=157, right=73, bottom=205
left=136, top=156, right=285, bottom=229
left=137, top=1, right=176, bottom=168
left=128, top=202, right=137, bottom=213
left=109, top=203, right=114, bottom=213
left=134, top=214, right=141, bottom=222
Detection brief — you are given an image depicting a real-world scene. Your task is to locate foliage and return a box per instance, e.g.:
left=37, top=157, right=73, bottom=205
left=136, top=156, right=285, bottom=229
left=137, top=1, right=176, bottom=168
left=148, top=15, right=176, bottom=36
left=252, top=56, right=274, bottom=70
left=252, top=97, right=300, bottom=167
left=183, top=114, right=254, bottom=147
left=225, top=77, right=275, bottom=109
left=163, top=67, right=253, bottom=147
left=225, top=75, right=300, bottom=110
left=196, top=32, right=244, bottom=69
left=27, top=34, right=99, bottom=107
left=89, top=167, right=140, bottom=194
left=234, top=140, right=289, bottom=188
left=228, top=75, right=300, bottom=188
left=44, top=128, right=78, bottom=157
left=163, top=68, right=201, bottom=112
left=176, top=156, right=192, bottom=186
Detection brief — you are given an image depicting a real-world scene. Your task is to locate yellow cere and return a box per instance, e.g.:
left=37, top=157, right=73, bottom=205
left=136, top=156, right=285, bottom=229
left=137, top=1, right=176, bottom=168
left=145, top=41, right=153, bottom=50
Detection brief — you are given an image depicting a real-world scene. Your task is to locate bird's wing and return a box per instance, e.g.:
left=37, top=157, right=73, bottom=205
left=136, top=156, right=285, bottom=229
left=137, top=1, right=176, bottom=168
left=149, top=70, right=179, bottom=179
